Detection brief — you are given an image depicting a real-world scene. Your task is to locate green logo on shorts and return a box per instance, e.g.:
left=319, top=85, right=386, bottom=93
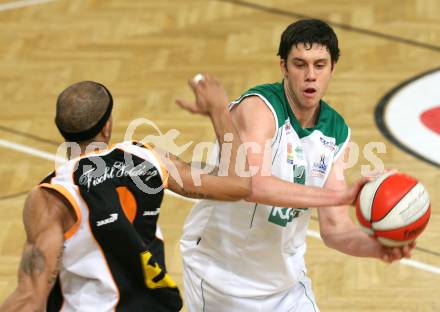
left=268, top=207, right=308, bottom=227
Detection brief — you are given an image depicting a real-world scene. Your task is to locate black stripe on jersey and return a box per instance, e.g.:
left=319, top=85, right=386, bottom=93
left=46, top=277, right=63, bottom=312
left=74, top=147, right=182, bottom=312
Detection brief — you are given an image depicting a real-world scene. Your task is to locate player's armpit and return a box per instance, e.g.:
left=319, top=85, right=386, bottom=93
left=0, top=187, right=67, bottom=312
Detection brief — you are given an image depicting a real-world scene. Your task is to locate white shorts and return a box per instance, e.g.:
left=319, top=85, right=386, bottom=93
left=183, top=264, right=319, bottom=312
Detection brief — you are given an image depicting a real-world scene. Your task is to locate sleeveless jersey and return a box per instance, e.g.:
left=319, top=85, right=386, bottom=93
left=180, top=81, right=350, bottom=297
left=40, top=141, right=182, bottom=312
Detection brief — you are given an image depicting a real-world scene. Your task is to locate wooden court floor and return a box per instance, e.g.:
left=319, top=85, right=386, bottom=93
left=0, top=0, right=439, bottom=311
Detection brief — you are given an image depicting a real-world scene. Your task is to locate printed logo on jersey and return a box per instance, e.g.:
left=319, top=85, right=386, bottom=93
left=96, top=213, right=118, bottom=227
left=143, top=208, right=160, bottom=216
left=311, top=154, right=328, bottom=178
left=376, top=68, right=440, bottom=167
left=320, top=136, right=336, bottom=152
left=293, top=165, right=306, bottom=185
left=285, top=121, right=292, bottom=134
left=287, top=144, right=305, bottom=165
left=268, top=207, right=309, bottom=227
left=287, top=143, right=294, bottom=164
left=79, top=161, right=158, bottom=191
left=295, top=146, right=304, bottom=160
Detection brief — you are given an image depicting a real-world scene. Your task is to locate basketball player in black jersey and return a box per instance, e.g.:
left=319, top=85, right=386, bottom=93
left=0, top=74, right=250, bottom=311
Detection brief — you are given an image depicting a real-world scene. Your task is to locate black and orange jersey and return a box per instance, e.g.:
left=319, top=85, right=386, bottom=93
left=40, top=141, right=182, bottom=312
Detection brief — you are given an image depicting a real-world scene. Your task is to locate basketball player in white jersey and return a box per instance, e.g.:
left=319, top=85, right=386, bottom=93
left=0, top=75, right=250, bottom=311
left=181, top=19, right=415, bottom=311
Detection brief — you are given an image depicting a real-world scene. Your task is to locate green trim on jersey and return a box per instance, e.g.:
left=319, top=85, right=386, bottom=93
left=233, top=81, right=349, bottom=146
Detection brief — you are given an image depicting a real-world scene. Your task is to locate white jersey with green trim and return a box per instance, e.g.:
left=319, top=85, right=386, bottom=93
left=181, top=81, right=350, bottom=297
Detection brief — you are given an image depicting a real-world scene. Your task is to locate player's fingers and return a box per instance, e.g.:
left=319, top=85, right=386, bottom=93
left=401, top=245, right=412, bottom=258
left=359, top=176, right=371, bottom=185
left=382, top=253, right=392, bottom=263
left=202, top=73, right=212, bottom=83
left=391, top=247, right=403, bottom=259
left=188, top=73, right=206, bottom=92
left=175, top=99, right=198, bottom=113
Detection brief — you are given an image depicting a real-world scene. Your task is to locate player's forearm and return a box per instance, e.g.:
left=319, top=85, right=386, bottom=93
left=209, top=106, right=248, bottom=179
left=246, top=175, right=347, bottom=208
left=320, top=217, right=381, bottom=258
left=323, top=230, right=382, bottom=258
left=0, top=289, right=45, bottom=312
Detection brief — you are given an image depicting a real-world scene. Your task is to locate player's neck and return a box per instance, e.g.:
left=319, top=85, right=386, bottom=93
left=291, top=104, right=320, bottom=129
left=66, top=140, right=109, bottom=159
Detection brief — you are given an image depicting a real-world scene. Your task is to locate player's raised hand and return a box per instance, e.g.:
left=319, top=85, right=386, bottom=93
left=176, top=73, right=229, bottom=116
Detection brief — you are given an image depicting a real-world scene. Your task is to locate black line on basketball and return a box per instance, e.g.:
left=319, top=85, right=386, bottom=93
left=372, top=180, right=419, bottom=223
left=369, top=174, right=395, bottom=223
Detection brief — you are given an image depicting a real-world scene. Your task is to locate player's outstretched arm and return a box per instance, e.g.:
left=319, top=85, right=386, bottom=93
left=0, top=188, right=66, bottom=311
left=167, top=73, right=250, bottom=201
left=230, top=95, right=366, bottom=208
left=318, top=155, right=415, bottom=262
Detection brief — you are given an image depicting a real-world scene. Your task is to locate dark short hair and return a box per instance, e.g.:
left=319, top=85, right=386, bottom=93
left=278, top=19, right=340, bottom=64
left=55, top=81, right=111, bottom=141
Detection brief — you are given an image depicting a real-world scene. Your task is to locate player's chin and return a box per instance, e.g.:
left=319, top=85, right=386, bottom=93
left=300, top=96, right=320, bottom=108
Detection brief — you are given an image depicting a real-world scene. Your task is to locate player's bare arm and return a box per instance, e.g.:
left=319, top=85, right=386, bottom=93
left=231, top=95, right=367, bottom=208
left=318, top=153, right=415, bottom=263
left=0, top=187, right=74, bottom=311
left=166, top=73, right=251, bottom=201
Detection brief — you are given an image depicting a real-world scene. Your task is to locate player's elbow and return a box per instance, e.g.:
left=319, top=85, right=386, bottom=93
left=320, top=229, right=337, bottom=248
left=239, top=176, right=252, bottom=198
left=227, top=176, right=251, bottom=201
left=244, top=176, right=264, bottom=203
left=319, top=216, right=353, bottom=250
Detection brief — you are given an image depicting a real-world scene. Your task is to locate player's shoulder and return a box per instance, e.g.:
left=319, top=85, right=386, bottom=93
left=25, top=185, right=67, bottom=216
left=230, top=94, right=277, bottom=139
left=231, top=81, right=286, bottom=129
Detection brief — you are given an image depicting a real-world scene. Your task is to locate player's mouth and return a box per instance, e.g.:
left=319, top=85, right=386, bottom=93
left=303, top=88, right=317, bottom=98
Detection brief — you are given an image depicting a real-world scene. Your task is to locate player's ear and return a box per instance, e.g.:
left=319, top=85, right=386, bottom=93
left=279, top=58, right=288, bottom=78
left=101, top=115, right=113, bottom=142
left=330, top=61, right=336, bottom=75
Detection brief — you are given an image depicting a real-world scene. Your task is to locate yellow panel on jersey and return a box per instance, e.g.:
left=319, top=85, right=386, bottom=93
left=140, top=250, right=177, bottom=289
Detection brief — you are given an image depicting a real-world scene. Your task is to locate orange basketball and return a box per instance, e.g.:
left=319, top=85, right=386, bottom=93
left=355, top=172, right=431, bottom=247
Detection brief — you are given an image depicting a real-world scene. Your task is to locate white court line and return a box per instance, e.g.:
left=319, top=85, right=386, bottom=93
left=1, top=138, right=439, bottom=275
left=0, top=139, right=65, bottom=163
left=0, top=0, right=56, bottom=12
left=400, top=258, right=440, bottom=274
